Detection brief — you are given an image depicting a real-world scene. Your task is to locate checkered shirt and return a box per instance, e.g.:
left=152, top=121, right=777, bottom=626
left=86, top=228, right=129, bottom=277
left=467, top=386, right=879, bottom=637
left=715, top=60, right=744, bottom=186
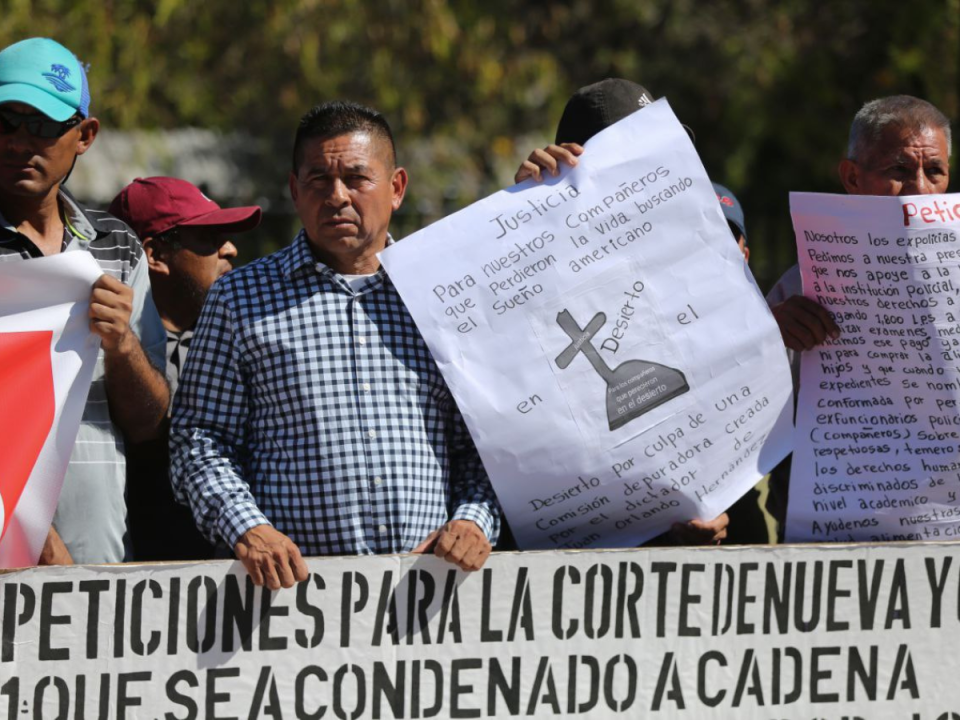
left=169, top=231, right=500, bottom=555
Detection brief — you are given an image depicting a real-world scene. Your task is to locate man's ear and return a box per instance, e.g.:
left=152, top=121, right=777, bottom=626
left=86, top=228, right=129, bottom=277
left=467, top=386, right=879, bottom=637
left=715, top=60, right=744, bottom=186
left=75, top=117, right=99, bottom=157
left=142, top=237, right=171, bottom=276
left=391, top=167, right=408, bottom=211
left=289, top=171, right=299, bottom=205
left=838, top=158, right=860, bottom=194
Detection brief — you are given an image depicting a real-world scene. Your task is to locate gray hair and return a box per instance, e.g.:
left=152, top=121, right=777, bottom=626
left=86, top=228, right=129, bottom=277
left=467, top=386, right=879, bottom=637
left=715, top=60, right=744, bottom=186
left=847, top=95, right=952, bottom=163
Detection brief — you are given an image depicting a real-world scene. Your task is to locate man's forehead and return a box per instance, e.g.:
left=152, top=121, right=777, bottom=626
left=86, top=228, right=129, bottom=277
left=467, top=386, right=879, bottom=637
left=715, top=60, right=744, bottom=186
left=874, top=125, right=948, bottom=159
left=300, top=132, right=390, bottom=166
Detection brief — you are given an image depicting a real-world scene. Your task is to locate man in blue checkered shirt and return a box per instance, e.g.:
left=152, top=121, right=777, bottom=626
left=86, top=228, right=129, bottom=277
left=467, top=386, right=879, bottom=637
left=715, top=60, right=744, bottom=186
left=170, top=102, right=500, bottom=589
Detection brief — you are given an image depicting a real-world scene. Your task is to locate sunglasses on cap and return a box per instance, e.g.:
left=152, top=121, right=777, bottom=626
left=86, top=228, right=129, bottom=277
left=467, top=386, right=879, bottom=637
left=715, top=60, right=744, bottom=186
left=0, top=109, right=83, bottom=139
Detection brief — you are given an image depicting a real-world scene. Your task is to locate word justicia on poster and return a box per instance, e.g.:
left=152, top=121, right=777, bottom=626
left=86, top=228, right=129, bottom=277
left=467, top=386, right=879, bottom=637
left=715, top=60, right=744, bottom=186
left=4, top=545, right=960, bottom=719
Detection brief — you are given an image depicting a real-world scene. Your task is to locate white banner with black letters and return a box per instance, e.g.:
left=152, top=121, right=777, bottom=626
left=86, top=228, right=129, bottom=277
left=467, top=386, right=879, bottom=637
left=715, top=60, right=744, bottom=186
left=4, top=544, right=960, bottom=718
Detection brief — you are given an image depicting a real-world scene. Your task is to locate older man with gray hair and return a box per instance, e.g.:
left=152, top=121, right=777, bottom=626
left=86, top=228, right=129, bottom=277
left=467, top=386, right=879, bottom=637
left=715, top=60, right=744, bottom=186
left=768, top=94, right=951, bottom=352
left=766, top=94, right=951, bottom=530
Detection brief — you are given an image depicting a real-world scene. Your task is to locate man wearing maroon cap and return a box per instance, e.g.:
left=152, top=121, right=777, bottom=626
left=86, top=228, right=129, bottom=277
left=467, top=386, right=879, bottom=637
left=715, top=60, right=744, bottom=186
left=109, top=177, right=261, bottom=560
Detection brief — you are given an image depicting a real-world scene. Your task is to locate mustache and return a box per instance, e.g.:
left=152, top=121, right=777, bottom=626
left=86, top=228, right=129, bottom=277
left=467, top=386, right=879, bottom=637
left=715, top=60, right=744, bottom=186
left=325, top=212, right=360, bottom=222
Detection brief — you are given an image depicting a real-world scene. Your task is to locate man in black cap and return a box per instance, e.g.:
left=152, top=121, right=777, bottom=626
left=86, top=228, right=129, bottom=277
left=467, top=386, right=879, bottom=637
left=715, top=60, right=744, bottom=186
left=517, top=78, right=655, bottom=183
left=514, top=78, right=735, bottom=545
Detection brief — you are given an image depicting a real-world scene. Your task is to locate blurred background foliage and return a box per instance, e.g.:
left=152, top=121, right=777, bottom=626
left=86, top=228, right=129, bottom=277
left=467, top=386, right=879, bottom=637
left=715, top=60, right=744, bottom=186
left=3, top=0, right=958, bottom=289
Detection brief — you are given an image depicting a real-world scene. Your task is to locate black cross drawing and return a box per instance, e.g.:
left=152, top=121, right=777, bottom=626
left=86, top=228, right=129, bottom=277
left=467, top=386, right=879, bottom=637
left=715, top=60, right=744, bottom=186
left=555, top=309, right=690, bottom=430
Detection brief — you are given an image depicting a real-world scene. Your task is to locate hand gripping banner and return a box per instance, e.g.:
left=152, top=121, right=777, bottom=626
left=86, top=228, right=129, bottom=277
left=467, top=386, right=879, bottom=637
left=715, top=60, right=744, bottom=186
left=0, top=252, right=102, bottom=567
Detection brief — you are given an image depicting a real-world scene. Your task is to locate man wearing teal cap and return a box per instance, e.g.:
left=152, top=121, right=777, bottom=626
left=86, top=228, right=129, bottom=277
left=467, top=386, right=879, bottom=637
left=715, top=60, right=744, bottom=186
left=0, top=38, right=169, bottom=565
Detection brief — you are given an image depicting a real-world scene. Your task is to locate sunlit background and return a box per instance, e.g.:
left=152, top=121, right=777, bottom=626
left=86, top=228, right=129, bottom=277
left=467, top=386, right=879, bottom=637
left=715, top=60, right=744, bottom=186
left=11, top=0, right=959, bottom=290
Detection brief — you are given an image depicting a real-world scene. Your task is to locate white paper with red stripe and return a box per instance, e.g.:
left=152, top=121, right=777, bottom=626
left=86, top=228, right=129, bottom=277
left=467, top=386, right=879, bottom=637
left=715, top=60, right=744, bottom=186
left=0, top=252, right=102, bottom=567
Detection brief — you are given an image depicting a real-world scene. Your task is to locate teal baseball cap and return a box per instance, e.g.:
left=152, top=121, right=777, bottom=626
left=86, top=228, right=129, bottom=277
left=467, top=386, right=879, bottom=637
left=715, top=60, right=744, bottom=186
left=0, top=38, right=90, bottom=121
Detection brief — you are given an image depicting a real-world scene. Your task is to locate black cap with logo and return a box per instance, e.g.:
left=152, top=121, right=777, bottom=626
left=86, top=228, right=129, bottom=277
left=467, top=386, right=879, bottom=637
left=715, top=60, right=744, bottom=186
left=555, top=78, right=694, bottom=146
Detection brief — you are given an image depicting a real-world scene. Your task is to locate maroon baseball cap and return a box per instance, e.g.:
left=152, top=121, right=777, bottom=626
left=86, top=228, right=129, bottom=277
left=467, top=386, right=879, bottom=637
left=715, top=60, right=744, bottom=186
left=108, top=177, right=262, bottom=239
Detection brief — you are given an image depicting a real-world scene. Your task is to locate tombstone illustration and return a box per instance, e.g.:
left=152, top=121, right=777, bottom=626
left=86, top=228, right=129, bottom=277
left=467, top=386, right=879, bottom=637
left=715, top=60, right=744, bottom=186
left=555, top=309, right=689, bottom=431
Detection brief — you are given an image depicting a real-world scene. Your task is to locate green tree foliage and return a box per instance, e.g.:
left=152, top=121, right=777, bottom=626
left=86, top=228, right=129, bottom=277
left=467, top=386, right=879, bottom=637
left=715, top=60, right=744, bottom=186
left=4, top=0, right=958, bottom=285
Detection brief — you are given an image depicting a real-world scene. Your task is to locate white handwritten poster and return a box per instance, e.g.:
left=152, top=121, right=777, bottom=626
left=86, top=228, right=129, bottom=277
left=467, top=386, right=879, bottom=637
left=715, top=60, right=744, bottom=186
left=789, top=192, right=960, bottom=542
left=382, top=101, right=793, bottom=549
